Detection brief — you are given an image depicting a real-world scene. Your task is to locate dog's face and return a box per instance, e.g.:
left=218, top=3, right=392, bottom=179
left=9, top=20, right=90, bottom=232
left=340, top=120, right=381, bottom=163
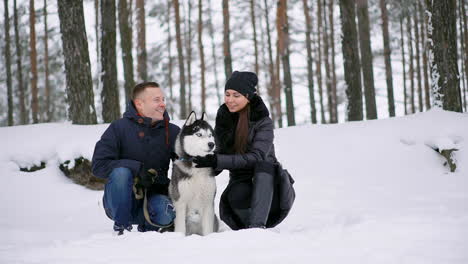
left=180, top=112, right=216, bottom=157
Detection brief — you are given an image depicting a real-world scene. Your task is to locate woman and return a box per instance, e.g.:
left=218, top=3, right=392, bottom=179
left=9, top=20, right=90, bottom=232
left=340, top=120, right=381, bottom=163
left=193, top=71, right=294, bottom=230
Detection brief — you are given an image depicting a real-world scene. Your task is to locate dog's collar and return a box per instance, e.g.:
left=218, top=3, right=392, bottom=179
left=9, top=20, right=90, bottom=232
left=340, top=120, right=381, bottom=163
left=178, top=157, right=194, bottom=162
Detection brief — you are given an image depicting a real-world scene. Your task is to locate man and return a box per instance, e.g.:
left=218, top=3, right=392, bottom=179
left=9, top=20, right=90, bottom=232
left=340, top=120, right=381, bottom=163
left=92, top=82, right=180, bottom=235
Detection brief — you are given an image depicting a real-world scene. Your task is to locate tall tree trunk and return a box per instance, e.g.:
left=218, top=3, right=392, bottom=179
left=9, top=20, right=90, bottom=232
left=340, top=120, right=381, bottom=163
left=208, top=0, right=221, bottom=105
left=185, top=0, right=193, bottom=112
left=44, top=0, right=52, bottom=121
left=459, top=0, right=467, bottom=111
left=339, top=0, right=363, bottom=121
left=13, top=0, right=26, bottom=124
left=430, top=0, right=462, bottom=112
left=4, top=0, right=13, bottom=126
left=323, top=0, right=334, bottom=122
left=460, top=0, right=468, bottom=110
left=250, top=0, right=260, bottom=93
left=328, top=0, right=338, bottom=123
left=58, top=0, right=97, bottom=124
left=414, top=3, right=423, bottom=112
left=302, top=0, right=317, bottom=124
left=420, top=1, right=431, bottom=110
left=379, top=0, right=395, bottom=117
left=95, top=0, right=100, bottom=92
left=118, top=0, right=135, bottom=103
left=400, top=15, right=408, bottom=115
left=258, top=5, right=274, bottom=123
left=100, top=0, right=120, bottom=122
left=167, top=0, right=174, bottom=110
left=29, top=0, right=38, bottom=123
left=316, top=0, right=326, bottom=123
left=407, top=15, right=415, bottom=114
left=222, top=0, right=232, bottom=80
left=136, top=0, right=147, bottom=81
left=356, top=0, right=377, bottom=119
left=263, top=0, right=279, bottom=126
left=198, top=0, right=206, bottom=112
left=277, top=0, right=295, bottom=126
left=173, top=0, right=187, bottom=118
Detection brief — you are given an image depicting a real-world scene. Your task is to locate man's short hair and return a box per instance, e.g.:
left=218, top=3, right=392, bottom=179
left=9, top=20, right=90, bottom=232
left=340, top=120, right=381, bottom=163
left=132, top=82, right=160, bottom=100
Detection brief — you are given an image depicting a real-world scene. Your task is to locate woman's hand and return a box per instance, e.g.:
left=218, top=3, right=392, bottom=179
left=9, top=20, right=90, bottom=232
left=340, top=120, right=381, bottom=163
left=193, top=154, right=217, bottom=168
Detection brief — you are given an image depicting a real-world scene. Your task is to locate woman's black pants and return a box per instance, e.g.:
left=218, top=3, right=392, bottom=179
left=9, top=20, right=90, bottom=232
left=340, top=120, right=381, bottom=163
left=227, top=161, right=279, bottom=228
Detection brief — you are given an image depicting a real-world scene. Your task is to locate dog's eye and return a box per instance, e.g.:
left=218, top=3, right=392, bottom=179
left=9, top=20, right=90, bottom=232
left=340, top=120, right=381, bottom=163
left=196, top=133, right=202, bottom=137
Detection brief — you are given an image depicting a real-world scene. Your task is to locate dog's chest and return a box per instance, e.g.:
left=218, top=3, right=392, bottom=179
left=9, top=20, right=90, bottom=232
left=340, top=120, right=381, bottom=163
left=177, top=166, right=216, bottom=201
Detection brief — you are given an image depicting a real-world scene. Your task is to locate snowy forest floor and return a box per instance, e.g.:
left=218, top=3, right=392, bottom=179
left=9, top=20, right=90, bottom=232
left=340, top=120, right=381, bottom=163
left=1, top=109, right=467, bottom=264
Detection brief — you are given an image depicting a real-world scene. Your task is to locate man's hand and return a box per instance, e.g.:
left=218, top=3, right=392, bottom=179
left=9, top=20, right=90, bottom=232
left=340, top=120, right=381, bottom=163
left=138, top=168, right=157, bottom=188
left=193, top=154, right=217, bottom=168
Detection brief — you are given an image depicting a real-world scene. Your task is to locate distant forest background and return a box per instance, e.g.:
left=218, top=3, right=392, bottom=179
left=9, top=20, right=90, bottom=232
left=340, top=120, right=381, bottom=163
left=1, top=0, right=466, bottom=127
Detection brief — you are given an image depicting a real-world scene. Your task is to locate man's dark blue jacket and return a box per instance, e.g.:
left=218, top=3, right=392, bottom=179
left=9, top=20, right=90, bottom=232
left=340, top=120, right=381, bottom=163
left=92, top=102, right=180, bottom=180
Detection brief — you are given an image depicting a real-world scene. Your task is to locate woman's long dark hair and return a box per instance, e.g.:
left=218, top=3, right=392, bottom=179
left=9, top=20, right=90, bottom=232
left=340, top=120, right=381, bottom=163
left=234, top=104, right=250, bottom=154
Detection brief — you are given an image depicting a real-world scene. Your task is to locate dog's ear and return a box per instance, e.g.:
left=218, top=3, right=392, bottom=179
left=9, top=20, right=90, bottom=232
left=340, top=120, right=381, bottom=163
left=185, top=111, right=197, bottom=126
left=201, top=112, right=207, bottom=121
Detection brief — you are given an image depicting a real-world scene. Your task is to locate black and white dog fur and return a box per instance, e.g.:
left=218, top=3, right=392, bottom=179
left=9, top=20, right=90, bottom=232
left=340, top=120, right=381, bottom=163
left=169, top=112, right=219, bottom=236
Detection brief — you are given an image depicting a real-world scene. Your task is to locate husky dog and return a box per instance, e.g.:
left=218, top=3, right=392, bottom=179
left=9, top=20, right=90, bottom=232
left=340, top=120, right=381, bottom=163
left=169, top=112, right=219, bottom=236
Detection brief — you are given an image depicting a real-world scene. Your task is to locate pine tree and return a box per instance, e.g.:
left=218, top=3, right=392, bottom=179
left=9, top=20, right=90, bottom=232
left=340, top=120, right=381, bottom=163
left=13, top=0, right=26, bottom=124
left=222, top=0, right=232, bottom=80
left=356, top=0, right=377, bottom=119
left=29, top=0, right=38, bottom=123
left=302, top=0, right=317, bottom=124
left=100, top=0, right=120, bottom=122
left=277, top=0, right=295, bottom=126
left=136, top=0, right=147, bottom=81
left=43, top=0, right=52, bottom=121
left=198, top=0, right=206, bottom=112
left=339, top=0, right=363, bottom=121
left=173, top=0, right=187, bottom=118
left=57, top=0, right=97, bottom=124
left=4, top=0, right=13, bottom=126
left=429, top=0, right=462, bottom=112
left=118, top=0, right=135, bottom=103
left=380, top=0, right=395, bottom=117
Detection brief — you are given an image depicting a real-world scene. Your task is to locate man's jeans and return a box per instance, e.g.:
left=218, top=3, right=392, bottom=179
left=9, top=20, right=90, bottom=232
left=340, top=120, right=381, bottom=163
left=103, top=167, right=175, bottom=230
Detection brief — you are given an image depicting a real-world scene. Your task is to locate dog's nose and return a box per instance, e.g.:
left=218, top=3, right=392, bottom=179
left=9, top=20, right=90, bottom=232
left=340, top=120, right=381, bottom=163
left=208, top=142, right=215, bottom=149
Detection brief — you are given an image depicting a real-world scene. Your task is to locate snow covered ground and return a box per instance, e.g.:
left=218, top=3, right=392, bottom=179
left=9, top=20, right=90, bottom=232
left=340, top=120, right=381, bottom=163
left=1, top=109, right=467, bottom=264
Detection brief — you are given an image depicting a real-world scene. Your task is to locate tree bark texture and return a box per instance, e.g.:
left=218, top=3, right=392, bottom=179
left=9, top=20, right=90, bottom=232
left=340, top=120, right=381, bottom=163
left=136, top=0, right=147, bottom=81
left=339, top=0, right=363, bottom=121
left=44, top=0, right=52, bottom=121
left=222, top=0, right=232, bottom=80
left=29, top=0, right=38, bottom=123
left=460, top=0, right=468, bottom=110
left=263, top=0, right=279, bottom=126
left=356, top=0, right=377, bottom=119
left=420, top=1, right=431, bottom=110
left=323, top=0, right=333, bottom=123
left=13, top=0, right=26, bottom=124
left=414, top=4, right=423, bottom=112
left=400, top=15, right=408, bottom=115
left=407, top=16, right=415, bottom=114
left=100, top=0, right=120, bottom=122
left=118, top=0, right=135, bottom=103
left=430, top=0, right=462, bottom=112
left=302, top=0, right=317, bottom=124
left=208, top=0, right=221, bottom=105
left=173, top=0, right=187, bottom=118
left=4, top=0, right=13, bottom=126
left=198, top=0, right=206, bottom=112
left=277, top=0, right=295, bottom=126
left=316, top=0, right=326, bottom=123
left=379, top=0, right=395, bottom=117
left=185, top=0, right=193, bottom=113
left=250, top=0, right=260, bottom=93
left=58, top=0, right=97, bottom=124
left=328, top=0, right=338, bottom=123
